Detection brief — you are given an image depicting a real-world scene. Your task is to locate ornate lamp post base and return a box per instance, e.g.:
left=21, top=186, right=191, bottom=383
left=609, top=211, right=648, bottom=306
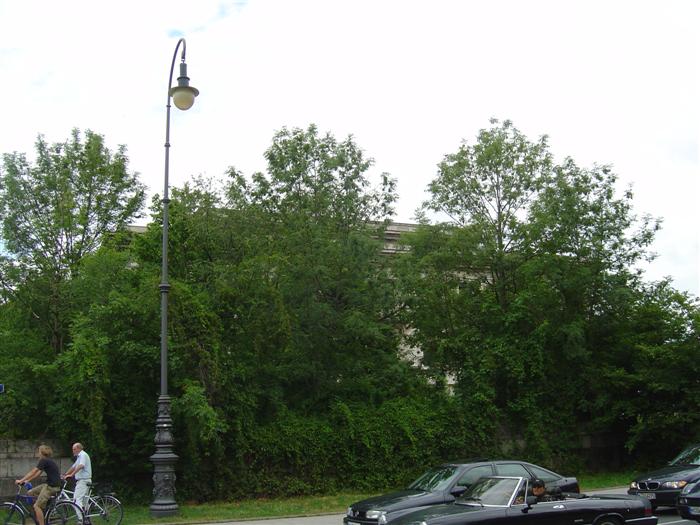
left=150, top=395, right=179, bottom=517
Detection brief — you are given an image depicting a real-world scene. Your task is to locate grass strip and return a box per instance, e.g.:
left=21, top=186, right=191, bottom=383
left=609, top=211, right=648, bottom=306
left=123, top=493, right=369, bottom=525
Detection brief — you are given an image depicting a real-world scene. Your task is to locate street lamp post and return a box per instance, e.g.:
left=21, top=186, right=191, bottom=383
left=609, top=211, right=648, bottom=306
left=150, top=37, right=199, bottom=518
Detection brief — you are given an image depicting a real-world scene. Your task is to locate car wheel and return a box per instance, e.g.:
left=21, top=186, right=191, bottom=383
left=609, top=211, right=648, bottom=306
left=595, top=518, right=621, bottom=525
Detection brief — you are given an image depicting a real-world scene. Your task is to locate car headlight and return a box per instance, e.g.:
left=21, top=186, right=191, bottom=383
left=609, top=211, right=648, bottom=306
left=662, top=481, right=688, bottom=489
left=366, top=511, right=387, bottom=520
left=346, top=507, right=353, bottom=517
left=630, top=482, right=639, bottom=490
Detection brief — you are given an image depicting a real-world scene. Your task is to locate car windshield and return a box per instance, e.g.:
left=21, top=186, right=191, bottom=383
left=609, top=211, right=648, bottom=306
left=407, top=466, right=460, bottom=491
left=670, top=445, right=700, bottom=466
left=457, top=477, right=520, bottom=507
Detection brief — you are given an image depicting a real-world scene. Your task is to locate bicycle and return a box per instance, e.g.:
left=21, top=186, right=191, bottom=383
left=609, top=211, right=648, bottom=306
left=57, top=482, right=122, bottom=525
left=1, top=481, right=83, bottom=525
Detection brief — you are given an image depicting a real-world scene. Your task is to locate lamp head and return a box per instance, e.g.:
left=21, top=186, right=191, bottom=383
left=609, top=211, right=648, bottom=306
left=169, top=61, right=199, bottom=110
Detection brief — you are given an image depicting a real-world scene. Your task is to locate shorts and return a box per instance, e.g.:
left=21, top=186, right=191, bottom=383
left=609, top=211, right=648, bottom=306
left=28, top=483, right=60, bottom=510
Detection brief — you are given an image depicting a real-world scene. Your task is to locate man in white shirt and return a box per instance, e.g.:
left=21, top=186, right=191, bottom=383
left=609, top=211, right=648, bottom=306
left=63, top=442, right=92, bottom=512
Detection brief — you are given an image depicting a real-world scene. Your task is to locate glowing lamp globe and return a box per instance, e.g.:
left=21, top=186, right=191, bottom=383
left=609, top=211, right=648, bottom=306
left=171, top=85, right=199, bottom=110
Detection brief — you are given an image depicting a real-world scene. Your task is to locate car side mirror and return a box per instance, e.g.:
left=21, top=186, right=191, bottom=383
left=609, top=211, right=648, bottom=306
left=450, top=485, right=467, bottom=496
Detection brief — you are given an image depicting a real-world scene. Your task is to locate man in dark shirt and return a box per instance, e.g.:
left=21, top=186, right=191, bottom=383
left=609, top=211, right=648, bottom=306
left=531, top=479, right=563, bottom=502
left=15, top=444, right=61, bottom=525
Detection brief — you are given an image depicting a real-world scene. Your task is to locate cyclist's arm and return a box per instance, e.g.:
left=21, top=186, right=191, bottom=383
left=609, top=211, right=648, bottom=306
left=63, top=464, right=84, bottom=478
left=16, top=467, right=41, bottom=484
left=64, top=454, right=86, bottom=478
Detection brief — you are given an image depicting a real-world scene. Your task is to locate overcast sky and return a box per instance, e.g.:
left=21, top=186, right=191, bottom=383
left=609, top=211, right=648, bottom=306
left=1, top=0, right=698, bottom=295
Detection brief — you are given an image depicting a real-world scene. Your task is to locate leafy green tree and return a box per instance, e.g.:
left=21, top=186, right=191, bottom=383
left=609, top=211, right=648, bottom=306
left=589, top=281, right=700, bottom=462
left=0, top=129, right=145, bottom=351
left=91, top=126, right=424, bottom=499
left=0, top=129, right=146, bottom=453
left=424, top=118, right=553, bottom=309
left=397, top=119, right=662, bottom=466
left=229, top=125, right=405, bottom=411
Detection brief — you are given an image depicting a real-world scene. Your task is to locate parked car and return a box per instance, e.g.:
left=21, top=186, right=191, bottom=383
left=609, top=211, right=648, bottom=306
left=343, top=459, right=579, bottom=525
left=386, top=476, right=656, bottom=525
left=628, top=443, right=700, bottom=509
left=677, top=480, right=700, bottom=522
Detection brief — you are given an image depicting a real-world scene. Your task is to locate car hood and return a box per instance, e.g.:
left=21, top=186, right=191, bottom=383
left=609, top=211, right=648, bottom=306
left=392, top=503, right=488, bottom=525
left=634, top=464, right=700, bottom=482
left=353, top=490, right=447, bottom=512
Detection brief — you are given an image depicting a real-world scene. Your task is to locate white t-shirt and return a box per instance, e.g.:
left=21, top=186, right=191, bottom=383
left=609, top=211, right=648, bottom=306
left=72, top=450, right=92, bottom=480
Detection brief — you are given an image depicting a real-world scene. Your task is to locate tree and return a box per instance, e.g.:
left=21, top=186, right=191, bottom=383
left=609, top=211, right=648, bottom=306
left=423, top=118, right=553, bottom=308
left=0, top=129, right=145, bottom=351
left=397, top=119, right=662, bottom=465
left=219, top=125, right=406, bottom=413
left=588, top=281, right=700, bottom=461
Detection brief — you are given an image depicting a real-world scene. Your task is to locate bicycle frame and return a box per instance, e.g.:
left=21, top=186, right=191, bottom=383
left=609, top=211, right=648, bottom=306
left=56, top=480, right=123, bottom=525
left=56, top=483, right=91, bottom=507
left=5, top=483, right=58, bottom=524
left=3, top=483, right=84, bottom=525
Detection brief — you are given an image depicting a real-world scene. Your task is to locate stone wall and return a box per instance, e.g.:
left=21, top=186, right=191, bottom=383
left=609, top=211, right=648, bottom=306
left=0, top=439, right=72, bottom=499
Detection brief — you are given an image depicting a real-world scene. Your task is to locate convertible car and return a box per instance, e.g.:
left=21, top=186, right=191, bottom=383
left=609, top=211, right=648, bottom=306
left=344, top=459, right=578, bottom=525
left=382, top=476, right=656, bottom=525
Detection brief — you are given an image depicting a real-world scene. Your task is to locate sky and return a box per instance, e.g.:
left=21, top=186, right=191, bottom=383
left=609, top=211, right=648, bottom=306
left=0, top=0, right=698, bottom=295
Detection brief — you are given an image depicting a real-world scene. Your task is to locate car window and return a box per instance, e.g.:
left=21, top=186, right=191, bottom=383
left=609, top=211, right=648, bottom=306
left=457, top=465, right=494, bottom=488
left=495, top=463, right=530, bottom=478
left=459, top=477, right=520, bottom=506
left=528, top=465, right=559, bottom=482
left=670, top=445, right=700, bottom=466
left=408, top=466, right=460, bottom=491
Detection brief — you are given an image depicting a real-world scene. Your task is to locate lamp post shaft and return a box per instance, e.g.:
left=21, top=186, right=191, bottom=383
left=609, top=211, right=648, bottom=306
left=150, top=37, right=190, bottom=518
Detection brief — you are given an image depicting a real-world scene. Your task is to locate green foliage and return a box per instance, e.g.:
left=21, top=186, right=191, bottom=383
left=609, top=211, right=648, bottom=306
left=0, top=129, right=145, bottom=352
left=1, top=121, right=698, bottom=504
left=395, top=118, right=682, bottom=470
left=233, top=395, right=483, bottom=499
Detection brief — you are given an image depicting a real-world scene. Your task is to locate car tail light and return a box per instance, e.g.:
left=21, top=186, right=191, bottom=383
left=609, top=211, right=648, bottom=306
left=645, top=506, right=652, bottom=516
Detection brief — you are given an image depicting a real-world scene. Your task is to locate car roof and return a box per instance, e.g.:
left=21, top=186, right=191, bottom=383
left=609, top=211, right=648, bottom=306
left=442, top=459, right=533, bottom=466
left=442, top=458, right=490, bottom=466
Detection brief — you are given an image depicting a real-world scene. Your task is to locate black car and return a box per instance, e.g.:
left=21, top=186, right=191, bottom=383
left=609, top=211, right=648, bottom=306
left=344, top=459, right=579, bottom=525
left=628, top=443, right=700, bottom=508
left=677, top=480, right=700, bottom=522
left=389, top=476, right=656, bottom=525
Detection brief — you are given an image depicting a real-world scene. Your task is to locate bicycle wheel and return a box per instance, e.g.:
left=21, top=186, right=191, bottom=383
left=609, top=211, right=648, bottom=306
left=46, top=501, right=82, bottom=525
left=85, top=496, right=123, bottom=525
left=0, top=502, right=26, bottom=525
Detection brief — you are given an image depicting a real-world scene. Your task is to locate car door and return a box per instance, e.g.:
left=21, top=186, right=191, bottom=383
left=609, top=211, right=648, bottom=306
left=506, top=500, right=575, bottom=525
